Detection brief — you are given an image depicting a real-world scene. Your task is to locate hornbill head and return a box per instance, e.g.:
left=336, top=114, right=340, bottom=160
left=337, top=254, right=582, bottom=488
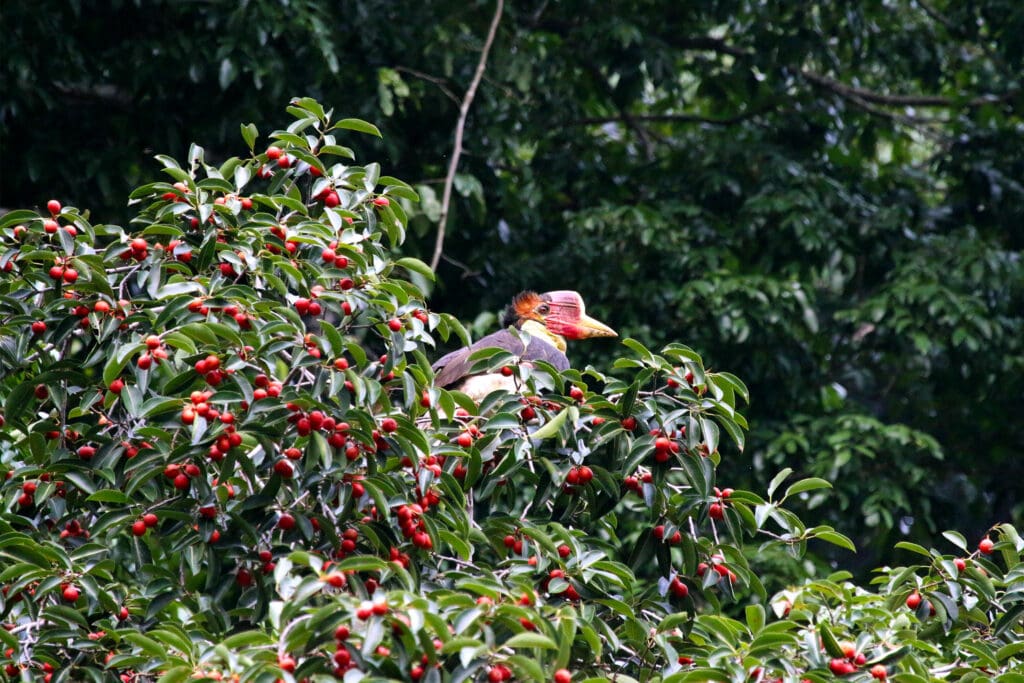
left=432, top=290, right=616, bottom=401
left=500, top=290, right=617, bottom=351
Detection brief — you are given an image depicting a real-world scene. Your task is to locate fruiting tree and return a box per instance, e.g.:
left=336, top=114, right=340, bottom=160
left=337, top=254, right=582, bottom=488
left=1, top=100, right=1021, bottom=682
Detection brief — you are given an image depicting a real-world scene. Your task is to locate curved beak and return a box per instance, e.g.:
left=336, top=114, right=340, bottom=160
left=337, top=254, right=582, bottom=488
left=573, top=313, right=617, bottom=339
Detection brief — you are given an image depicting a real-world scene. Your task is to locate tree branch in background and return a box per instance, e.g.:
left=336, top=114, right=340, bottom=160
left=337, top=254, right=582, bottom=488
left=802, top=70, right=1017, bottom=108
left=393, top=66, right=461, bottom=106
left=571, top=108, right=776, bottom=127
left=429, top=0, right=504, bottom=273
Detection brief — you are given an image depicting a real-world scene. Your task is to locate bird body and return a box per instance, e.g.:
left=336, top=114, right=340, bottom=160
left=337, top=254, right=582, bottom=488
left=432, top=290, right=615, bottom=401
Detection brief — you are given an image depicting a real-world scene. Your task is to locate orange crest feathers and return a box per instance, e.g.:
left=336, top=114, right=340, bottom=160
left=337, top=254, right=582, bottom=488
left=501, top=291, right=543, bottom=327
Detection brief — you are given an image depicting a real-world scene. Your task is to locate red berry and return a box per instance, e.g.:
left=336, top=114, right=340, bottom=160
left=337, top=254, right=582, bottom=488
left=324, top=572, right=346, bottom=588
left=278, top=655, right=296, bottom=673
left=829, top=658, right=856, bottom=675
left=557, top=544, right=571, bottom=558
left=869, top=664, right=888, bottom=680
left=131, top=520, right=147, bottom=536
left=387, top=317, right=403, bottom=332
left=324, top=191, right=340, bottom=208
left=277, top=513, right=296, bottom=530
left=31, top=320, right=46, bottom=335
left=457, top=432, right=473, bottom=448
left=62, top=268, right=79, bottom=283
left=709, top=502, right=725, bottom=520
left=143, top=513, right=158, bottom=527
left=266, top=146, right=282, bottom=160
left=47, top=199, right=62, bottom=214
left=62, top=585, right=80, bottom=602
left=554, top=669, right=572, bottom=683
left=906, top=592, right=922, bottom=609
left=380, top=417, right=398, bottom=433
left=372, top=196, right=390, bottom=207
left=954, top=557, right=966, bottom=571
left=978, top=537, right=995, bottom=555
left=273, top=460, right=295, bottom=478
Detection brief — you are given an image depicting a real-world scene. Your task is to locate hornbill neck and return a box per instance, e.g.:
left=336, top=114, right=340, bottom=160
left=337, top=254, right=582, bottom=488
left=521, top=319, right=567, bottom=352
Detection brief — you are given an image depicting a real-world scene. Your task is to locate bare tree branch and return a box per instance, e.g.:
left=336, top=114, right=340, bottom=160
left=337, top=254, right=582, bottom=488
left=429, top=0, right=504, bottom=272
left=572, top=109, right=774, bottom=127
left=802, top=70, right=1017, bottom=108
left=393, top=66, right=461, bottom=106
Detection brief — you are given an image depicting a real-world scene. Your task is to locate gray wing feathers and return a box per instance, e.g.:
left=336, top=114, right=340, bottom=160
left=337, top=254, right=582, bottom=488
left=432, top=329, right=568, bottom=389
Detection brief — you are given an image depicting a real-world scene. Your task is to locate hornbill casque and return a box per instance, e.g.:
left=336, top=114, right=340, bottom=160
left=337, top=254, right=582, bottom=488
left=432, top=290, right=617, bottom=401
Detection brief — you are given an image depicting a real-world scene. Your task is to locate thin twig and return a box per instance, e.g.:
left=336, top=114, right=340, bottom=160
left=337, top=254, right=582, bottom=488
left=393, top=66, right=461, bottom=106
left=429, top=0, right=504, bottom=272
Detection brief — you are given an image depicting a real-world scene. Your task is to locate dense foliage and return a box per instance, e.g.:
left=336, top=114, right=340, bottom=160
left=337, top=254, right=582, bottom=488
left=1, top=102, right=1023, bottom=682
left=2, top=1, right=1021, bottom=575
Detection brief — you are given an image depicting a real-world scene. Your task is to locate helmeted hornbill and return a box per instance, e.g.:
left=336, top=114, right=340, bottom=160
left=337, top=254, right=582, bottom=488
left=432, top=290, right=617, bottom=401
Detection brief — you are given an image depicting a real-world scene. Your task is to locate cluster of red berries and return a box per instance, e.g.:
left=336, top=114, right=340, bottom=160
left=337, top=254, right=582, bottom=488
left=709, top=486, right=732, bottom=520
left=47, top=256, right=78, bottom=284
left=162, top=461, right=202, bottom=491
left=356, top=598, right=390, bottom=620
left=42, top=215, right=78, bottom=237
left=827, top=641, right=876, bottom=677
left=653, top=524, right=683, bottom=545
left=16, top=480, right=37, bottom=508
left=164, top=238, right=193, bottom=262
left=623, top=470, right=653, bottom=494
left=130, top=512, right=160, bottom=537
left=396, top=503, right=433, bottom=550
left=503, top=531, right=526, bottom=554
left=652, top=427, right=684, bottom=463
left=543, top=568, right=581, bottom=600
left=119, top=236, right=151, bottom=262
left=181, top=389, right=221, bottom=425
left=563, top=464, right=594, bottom=494
left=697, top=554, right=738, bottom=584
left=664, top=368, right=696, bottom=389
left=251, top=373, right=284, bottom=402
left=487, top=664, right=513, bottom=682
left=66, top=297, right=123, bottom=330
left=194, top=354, right=228, bottom=385
left=57, top=517, right=84, bottom=540
left=330, top=624, right=356, bottom=676
left=160, top=181, right=192, bottom=204
left=137, top=335, right=170, bottom=370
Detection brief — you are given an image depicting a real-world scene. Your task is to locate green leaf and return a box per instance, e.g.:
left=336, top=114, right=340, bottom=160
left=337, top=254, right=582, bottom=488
left=334, top=118, right=382, bottom=137
left=767, top=468, right=792, bottom=499
left=394, top=257, right=435, bottom=280
left=784, top=477, right=832, bottom=497
left=85, top=490, right=132, bottom=504
left=995, top=640, right=1024, bottom=662
left=531, top=407, right=570, bottom=440
left=813, top=529, right=857, bottom=552
left=942, top=530, right=968, bottom=551
left=819, top=622, right=844, bottom=658
left=894, top=541, right=932, bottom=558
left=504, top=632, right=558, bottom=649
left=745, top=604, right=765, bottom=634
left=241, top=123, right=258, bottom=150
